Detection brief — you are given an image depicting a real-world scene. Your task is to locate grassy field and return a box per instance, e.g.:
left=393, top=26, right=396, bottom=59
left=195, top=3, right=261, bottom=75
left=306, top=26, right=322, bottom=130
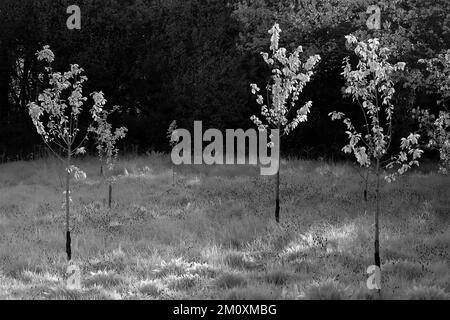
left=0, top=154, right=449, bottom=300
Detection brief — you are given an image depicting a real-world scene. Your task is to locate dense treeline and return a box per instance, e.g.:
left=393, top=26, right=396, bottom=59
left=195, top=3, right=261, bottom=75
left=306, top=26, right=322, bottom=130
left=0, top=0, right=448, bottom=160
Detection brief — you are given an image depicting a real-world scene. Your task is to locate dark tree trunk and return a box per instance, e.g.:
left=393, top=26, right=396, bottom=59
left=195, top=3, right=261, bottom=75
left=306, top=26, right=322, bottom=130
left=374, top=157, right=381, bottom=298
left=275, top=161, right=280, bottom=223
left=274, top=124, right=281, bottom=223
left=66, top=147, right=71, bottom=261
left=374, top=158, right=381, bottom=268
left=108, top=183, right=112, bottom=209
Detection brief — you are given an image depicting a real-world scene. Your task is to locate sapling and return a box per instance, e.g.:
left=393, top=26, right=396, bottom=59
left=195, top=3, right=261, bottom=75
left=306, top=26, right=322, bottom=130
left=28, top=46, right=111, bottom=261
left=167, top=120, right=179, bottom=185
left=329, top=35, right=423, bottom=289
left=250, top=23, right=320, bottom=222
left=89, top=104, right=127, bottom=208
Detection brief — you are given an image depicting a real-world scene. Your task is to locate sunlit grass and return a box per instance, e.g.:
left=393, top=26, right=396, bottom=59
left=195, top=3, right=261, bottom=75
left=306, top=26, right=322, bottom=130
left=0, top=155, right=448, bottom=299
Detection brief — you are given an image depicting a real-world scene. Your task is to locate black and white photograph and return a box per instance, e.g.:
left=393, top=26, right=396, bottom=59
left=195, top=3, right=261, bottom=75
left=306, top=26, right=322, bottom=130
left=0, top=0, right=449, bottom=306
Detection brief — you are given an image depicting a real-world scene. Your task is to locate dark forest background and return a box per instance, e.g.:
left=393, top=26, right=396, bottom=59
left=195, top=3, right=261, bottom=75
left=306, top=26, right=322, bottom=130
left=0, top=0, right=449, bottom=160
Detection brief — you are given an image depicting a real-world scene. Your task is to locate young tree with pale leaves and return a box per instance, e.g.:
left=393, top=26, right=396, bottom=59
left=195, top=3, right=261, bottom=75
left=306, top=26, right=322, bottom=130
left=329, top=35, right=423, bottom=277
left=89, top=104, right=127, bottom=208
left=250, top=23, right=321, bottom=222
left=28, top=46, right=114, bottom=261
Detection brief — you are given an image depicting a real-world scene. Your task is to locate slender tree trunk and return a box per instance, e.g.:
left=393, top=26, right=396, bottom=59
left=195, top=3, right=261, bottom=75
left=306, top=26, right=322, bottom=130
left=66, top=147, right=71, bottom=261
left=275, top=166, right=280, bottom=223
left=275, top=131, right=280, bottom=223
left=364, top=170, right=369, bottom=202
left=108, top=183, right=112, bottom=209
left=374, top=157, right=381, bottom=298
left=374, top=158, right=381, bottom=267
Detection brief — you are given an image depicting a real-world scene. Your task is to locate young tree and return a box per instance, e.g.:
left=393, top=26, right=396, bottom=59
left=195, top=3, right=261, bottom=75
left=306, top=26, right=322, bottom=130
left=28, top=46, right=110, bottom=261
left=329, top=35, right=423, bottom=285
left=250, top=23, right=321, bottom=222
left=89, top=104, right=127, bottom=208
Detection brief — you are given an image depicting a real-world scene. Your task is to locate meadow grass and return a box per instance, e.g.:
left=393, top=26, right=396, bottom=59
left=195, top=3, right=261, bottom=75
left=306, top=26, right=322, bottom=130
left=0, top=154, right=448, bottom=300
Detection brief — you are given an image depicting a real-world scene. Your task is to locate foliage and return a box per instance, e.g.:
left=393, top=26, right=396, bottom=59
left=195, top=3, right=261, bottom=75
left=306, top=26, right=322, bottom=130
left=413, top=50, right=450, bottom=173
left=27, top=45, right=122, bottom=259
left=167, top=120, right=179, bottom=148
left=89, top=103, right=127, bottom=171
left=418, top=50, right=450, bottom=104
left=329, top=35, right=423, bottom=182
left=28, top=46, right=103, bottom=178
left=1, top=0, right=450, bottom=159
left=249, top=22, right=320, bottom=222
left=233, top=0, right=450, bottom=156
left=250, top=23, right=320, bottom=138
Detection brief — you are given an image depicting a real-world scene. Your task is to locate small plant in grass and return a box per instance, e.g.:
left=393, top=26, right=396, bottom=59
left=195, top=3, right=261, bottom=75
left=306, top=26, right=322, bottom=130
left=250, top=22, right=320, bottom=222
left=28, top=45, right=116, bottom=261
left=413, top=50, right=450, bottom=174
left=167, top=120, right=179, bottom=185
left=329, top=35, right=423, bottom=290
left=89, top=103, right=127, bottom=209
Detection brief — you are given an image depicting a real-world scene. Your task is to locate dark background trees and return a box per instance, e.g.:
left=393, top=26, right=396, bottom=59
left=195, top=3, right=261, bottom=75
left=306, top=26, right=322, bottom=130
left=0, top=0, right=448, bottom=160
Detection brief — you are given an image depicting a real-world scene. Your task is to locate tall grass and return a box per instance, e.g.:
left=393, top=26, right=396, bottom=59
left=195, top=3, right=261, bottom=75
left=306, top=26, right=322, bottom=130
left=0, top=155, right=448, bottom=299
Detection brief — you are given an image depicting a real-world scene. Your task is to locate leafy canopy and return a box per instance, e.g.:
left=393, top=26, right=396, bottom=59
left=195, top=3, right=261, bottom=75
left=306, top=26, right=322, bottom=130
left=330, top=35, right=423, bottom=181
left=250, top=23, right=321, bottom=143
